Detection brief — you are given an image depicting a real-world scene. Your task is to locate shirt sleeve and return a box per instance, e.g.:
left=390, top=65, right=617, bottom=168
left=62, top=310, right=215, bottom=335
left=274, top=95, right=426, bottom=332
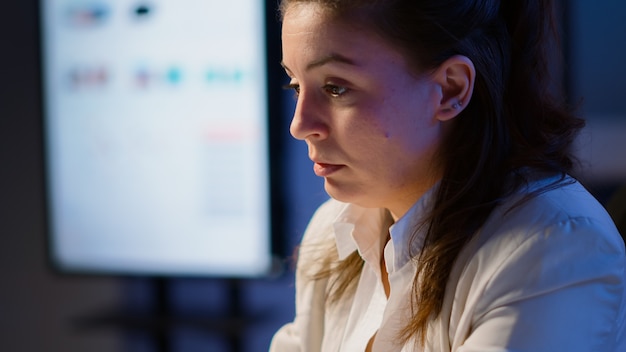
left=457, top=216, right=626, bottom=352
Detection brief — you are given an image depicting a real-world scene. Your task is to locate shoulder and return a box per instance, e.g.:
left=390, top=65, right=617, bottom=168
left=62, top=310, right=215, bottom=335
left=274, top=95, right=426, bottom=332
left=459, top=175, right=625, bottom=309
left=480, top=176, right=622, bottom=253
left=443, top=177, right=626, bottom=351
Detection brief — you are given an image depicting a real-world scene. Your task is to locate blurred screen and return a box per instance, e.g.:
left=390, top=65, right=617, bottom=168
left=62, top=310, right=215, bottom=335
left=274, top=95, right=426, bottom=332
left=40, top=0, right=272, bottom=276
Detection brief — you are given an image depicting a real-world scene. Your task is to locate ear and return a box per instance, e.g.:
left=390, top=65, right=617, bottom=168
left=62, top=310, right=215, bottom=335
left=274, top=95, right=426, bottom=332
left=432, top=55, right=475, bottom=122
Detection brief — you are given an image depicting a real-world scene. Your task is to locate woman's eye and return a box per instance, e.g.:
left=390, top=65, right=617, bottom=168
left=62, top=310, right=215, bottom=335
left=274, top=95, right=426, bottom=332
left=282, top=82, right=347, bottom=99
left=283, top=83, right=300, bottom=97
left=324, top=84, right=347, bottom=97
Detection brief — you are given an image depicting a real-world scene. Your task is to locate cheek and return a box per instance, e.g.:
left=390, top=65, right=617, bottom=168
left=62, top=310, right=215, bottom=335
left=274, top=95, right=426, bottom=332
left=339, top=88, right=437, bottom=151
left=352, top=97, right=402, bottom=140
left=380, top=112, right=443, bottom=162
left=383, top=94, right=440, bottom=145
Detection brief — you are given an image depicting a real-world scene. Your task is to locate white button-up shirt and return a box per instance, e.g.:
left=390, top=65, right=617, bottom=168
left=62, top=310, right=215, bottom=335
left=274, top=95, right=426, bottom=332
left=270, top=175, right=626, bottom=352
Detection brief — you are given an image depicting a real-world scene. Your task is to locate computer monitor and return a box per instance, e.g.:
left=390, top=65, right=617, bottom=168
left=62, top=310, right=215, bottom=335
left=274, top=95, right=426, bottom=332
left=40, top=0, right=281, bottom=277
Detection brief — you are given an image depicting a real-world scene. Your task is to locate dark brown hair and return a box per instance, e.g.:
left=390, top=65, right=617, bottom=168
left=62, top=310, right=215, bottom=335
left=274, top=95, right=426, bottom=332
left=281, top=0, right=584, bottom=346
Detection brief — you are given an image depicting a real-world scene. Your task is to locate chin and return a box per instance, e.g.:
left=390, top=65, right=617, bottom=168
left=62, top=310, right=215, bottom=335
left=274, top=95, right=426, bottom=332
left=324, top=180, right=379, bottom=208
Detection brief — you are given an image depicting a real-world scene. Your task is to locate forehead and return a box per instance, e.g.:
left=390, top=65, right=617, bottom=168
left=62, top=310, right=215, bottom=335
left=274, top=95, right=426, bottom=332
left=281, top=3, right=408, bottom=72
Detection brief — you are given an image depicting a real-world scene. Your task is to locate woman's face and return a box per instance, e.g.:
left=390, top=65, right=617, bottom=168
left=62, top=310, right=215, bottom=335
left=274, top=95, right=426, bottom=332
left=281, top=3, right=447, bottom=219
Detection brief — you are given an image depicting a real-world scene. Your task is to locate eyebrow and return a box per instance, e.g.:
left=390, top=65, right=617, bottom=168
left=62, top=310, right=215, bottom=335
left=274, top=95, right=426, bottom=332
left=281, top=53, right=358, bottom=73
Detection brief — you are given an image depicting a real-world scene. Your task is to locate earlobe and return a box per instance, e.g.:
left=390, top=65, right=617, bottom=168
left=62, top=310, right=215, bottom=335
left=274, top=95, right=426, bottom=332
left=433, top=55, right=475, bottom=122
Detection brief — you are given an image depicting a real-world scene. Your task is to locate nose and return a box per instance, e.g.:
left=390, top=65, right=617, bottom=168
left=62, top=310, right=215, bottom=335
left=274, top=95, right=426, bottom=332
left=289, top=92, right=329, bottom=141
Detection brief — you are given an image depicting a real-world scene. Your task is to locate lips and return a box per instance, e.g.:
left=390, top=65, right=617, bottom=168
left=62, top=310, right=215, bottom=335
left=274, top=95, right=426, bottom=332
left=313, top=162, right=344, bottom=177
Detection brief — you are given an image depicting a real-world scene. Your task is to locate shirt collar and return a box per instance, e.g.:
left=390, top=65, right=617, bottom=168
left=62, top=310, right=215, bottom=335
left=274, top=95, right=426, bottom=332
left=332, top=203, right=390, bottom=266
left=331, top=184, right=437, bottom=272
left=386, top=185, right=437, bottom=272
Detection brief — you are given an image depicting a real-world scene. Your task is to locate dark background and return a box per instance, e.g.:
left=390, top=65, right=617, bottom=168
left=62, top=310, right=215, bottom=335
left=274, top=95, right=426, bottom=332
left=1, top=1, right=624, bottom=351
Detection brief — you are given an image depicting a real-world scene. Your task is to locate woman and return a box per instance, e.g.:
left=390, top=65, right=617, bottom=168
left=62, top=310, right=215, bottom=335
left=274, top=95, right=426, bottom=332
left=272, top=0, right=626, bottom=351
